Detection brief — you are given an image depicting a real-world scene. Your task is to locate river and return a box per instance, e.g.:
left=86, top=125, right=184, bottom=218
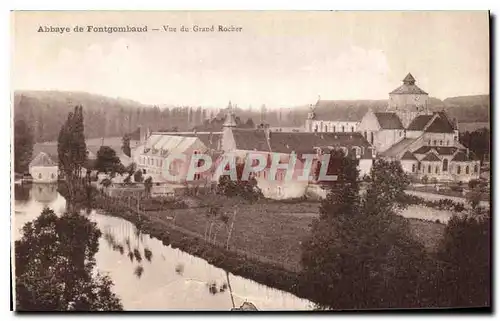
left=13, top=183, right=314, bottom=311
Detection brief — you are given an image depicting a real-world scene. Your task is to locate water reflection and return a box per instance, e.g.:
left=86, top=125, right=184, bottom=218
left=13, top=183, right=313, bottom=310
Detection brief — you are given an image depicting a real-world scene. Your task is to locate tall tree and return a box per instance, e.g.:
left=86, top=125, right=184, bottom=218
left=14, top=119, right=34, bottom=174
left=15, top=208, right=123, bottom=311
left=57, top=106, right=88, bottom=210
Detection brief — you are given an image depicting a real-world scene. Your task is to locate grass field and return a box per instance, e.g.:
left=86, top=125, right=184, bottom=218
left=150, top=198, right=446, bottom=270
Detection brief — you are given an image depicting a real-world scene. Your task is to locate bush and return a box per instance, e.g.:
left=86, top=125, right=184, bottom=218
left=421, top=175, right=429, bottom=184
left=133, top=170, right=144, bottom=183
left=430, top=177, right=438, bottom=185
left=468, top=179, right=480, bottom=190
left=450, top=185, right=464, bottom=193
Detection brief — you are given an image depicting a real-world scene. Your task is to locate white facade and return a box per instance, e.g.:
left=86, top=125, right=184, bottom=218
left=306, top=120, right=359, bottom=133
left=30, top=166, right=58, bottom=183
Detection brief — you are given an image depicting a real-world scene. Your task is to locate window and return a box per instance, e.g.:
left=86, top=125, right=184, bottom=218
left=412, top=164, right=416, bottom=173
left=351, top=126, right=354, bottom=132
left=364, top=131, right=367, bottom=139
left=435, top=166, right=439, bottom=174
left=428, top=165, right=431, bottom=173
left=466, top=166, right=469, bottom=174
left=277, top=186, right=283, bottom=196
left=457, top=165, right=461, bottom=174
left=38, top=173, right=42, bottom=179
left=333, top=126, right=336, bottom=132
left=443, top=159, right=448, bottom=172
left=314, top=125, right=318, bottom=132
left=474, top=164, right=478, bottom=173
left=446, top=141, right=450, bottom=146
left=51, top=173, right=55, bottom=179
left=370, top=132, right=374, bottom=144
left=341, top=126, right=345, bottom=132
left=433, top=140, right=437, bottom=145
left=439, top=140, right=443, bottom=146
left=418, top=162, right=421, bottom=171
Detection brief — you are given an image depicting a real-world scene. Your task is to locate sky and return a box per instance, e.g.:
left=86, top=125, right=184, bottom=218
left=12, top=11, right=490, bottom=109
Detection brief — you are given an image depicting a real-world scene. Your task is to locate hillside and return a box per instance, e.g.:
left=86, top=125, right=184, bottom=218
left=14, top=91, right=198, bottom=142
left=13, top=91, right=490, bottom=143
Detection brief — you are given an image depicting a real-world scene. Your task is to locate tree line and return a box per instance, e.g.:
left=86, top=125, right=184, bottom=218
left=14, top=91, right=304, bottom=143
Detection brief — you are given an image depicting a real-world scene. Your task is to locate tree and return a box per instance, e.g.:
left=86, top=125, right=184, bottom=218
left=363, top=159, right=410, bottom=215
left=217, top=162, right=263, bottom=203
left=122, top=134, right=131, bottom=157
left=433, top=215, right=490, bottom=307
left=301, top=156, right=429, bottom=309
left=58, top=106, right=88, bottom=211
left=15, top=208, right=123, bottom=311
left=133, top=170, right=143, bottom=183
left=95, top=146, right=122, bottom=174
left=14, top=119, right=34, bottom=174
left=144, top=177, right=153, bottom=196
left=245, top=118, right=255, bottom=128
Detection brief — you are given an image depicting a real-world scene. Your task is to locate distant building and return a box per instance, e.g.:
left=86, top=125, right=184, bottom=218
left=358, top=73, right=480, bottom=183
left=215, top=103, right=375, bottom=199
left=305, top=100, right=361, bottom=133
left=29, top=152, right=58, bottom=183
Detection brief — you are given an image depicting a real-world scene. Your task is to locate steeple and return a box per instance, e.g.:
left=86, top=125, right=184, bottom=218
left=403, top=73, right=416, bottom=85
left=223, top=101, right=237, bottom=128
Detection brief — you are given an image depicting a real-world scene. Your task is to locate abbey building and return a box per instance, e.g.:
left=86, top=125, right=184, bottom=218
left=307, top=73, right=480, bottom=183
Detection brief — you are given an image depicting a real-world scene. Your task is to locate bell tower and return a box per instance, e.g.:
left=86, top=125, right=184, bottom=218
left=388, top=73, right=430, bottom=128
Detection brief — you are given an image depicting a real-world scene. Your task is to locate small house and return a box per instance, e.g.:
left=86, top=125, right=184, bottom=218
left=29, top=152, right=58, bottom=183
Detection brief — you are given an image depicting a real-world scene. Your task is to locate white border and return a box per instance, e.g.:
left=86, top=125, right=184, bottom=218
left=2, top=2, right=497, bottom=320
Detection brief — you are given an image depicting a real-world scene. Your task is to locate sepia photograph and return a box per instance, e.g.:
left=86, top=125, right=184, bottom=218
left=10, top=10, right=491, bottom=311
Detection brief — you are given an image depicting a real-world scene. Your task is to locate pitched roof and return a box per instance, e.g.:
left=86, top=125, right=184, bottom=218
left=390, top=73, right=428, bottom=95
left=401, top=151, right=418, bottom=161
left=413, top=146, right=458, bottom=155
left=380, top=138, right=418, bottom=158
left=374, top=112, right=404, bottom=129
left=232, top=129, right=271, bottom=152
left=170, top=132, right=222, bottom=150
left=421, top=153, right=441, bottom=162
left=143, top=134, right=200, bottom=156
left=29, top=152, right=57, bottom=167
left=407, top=115, right=434, bottom=131
left=403, top=73, right=416, bottom=85
left=424, top=116, right=455, bottom=133
left=268, top=132, right=372, bottom=158
left=452, top=151, right=480, bottom=162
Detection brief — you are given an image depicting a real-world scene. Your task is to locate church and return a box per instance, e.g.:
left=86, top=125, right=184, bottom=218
left=308, top=73, right=480, bottom=183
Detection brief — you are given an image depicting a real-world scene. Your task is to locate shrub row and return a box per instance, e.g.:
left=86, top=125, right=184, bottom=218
left=400, top=194, right=466, bottom=213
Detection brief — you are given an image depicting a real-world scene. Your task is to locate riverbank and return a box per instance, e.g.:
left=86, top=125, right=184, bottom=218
left=89, top=190, right=314, bottom=303
left=58, top=184, right=449, bottom=306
